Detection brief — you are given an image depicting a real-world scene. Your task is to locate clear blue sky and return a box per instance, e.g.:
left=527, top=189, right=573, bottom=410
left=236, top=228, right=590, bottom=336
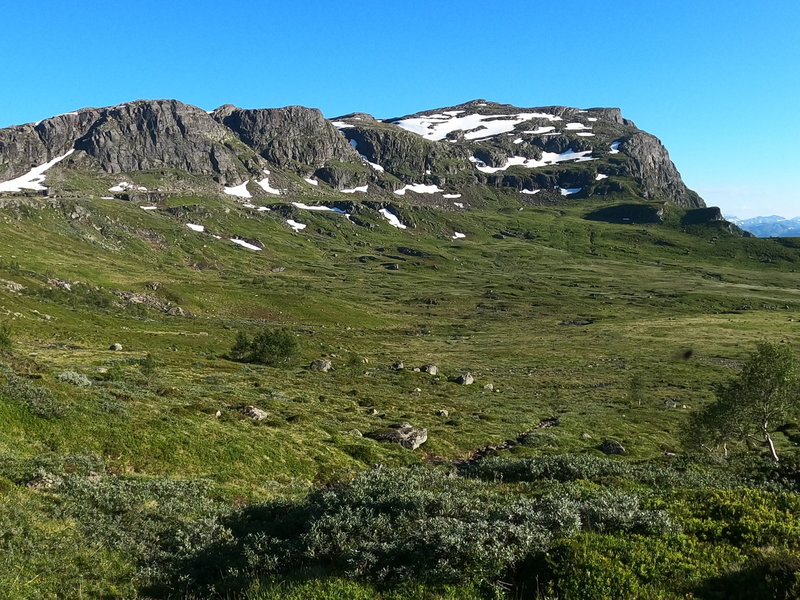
left=2, top=0, right=798, bottom=217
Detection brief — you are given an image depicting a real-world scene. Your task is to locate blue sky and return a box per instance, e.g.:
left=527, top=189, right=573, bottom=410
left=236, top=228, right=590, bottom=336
left=1, top=0, right=798, bottom=217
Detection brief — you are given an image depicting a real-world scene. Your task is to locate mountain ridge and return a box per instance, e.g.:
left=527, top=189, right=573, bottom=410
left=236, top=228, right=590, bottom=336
left=0, top=98, right=706, bottom=213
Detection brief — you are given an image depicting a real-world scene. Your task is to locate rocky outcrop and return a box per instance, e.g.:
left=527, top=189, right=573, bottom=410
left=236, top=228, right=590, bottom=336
left=213, top=105, right=360, bottom=169
left=367, top=422, right=428, bottom=450
left=620, top=132, right=704, bottom=209
left=74, top=100, right=260, bottom=183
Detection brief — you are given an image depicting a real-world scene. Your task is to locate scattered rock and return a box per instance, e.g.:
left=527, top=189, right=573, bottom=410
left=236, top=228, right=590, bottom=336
left=597, top=439, right=627, bottom=455
left=421, top=364, right=438, bottom=375
left=483, top=383, right=494, bottom=391
left=456, top=371, right=474, bottom=385
left=580, top=432, right=593, bottom=440
left=391, top=361, right=404, bottom=370
left=214, top=410, right=222, bottom=418
left=271, top=266, right=286, bottom=273
left=436, top=409, right=449, bottom=417
left=241, top=405, right=269, bottom=420
left=346, top=429, right=363, bottom=437
left=309, top=359, right=333, bottom=372
left=367, top=422, right=428, bottom=450
left=26, top=474, right=60, bottom=490
left=387, top=263, right=400, bottom=271
left=109, top=343, right=123, bottom=351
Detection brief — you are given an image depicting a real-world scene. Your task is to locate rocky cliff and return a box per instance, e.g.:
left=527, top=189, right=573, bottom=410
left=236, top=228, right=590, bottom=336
left=0, top=98, right=706, bottom=211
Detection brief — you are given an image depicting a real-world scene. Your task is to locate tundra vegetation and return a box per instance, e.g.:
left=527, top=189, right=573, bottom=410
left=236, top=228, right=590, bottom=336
left=0, top=189, right=798, bottom=599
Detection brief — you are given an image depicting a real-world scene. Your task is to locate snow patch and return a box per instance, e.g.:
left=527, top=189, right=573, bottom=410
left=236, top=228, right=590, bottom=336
left=576, top=133, right=595, bottom=137
left=140, top=206, right=158, bottom=210
left=472, top=149, right=594, bottom=173
left=341, top=185, right=368, bottom=194
left=292, top=202, right=334, bottom=211
left=108, top=181, right=148, bottom=193
left=393, top=183, right=443, bottom=196
left=558, top=187, right=582, bottom=196
left=443, top=193, right=462, bottom=199
left=230, top=238, right=262, bottom=250
left=587, top=117, right=598, bottom=122
left=523, top=126, right=556, bottom=134
left=379, top=208, right=407, bottom=229
left=256, top=177, right=281, bottom=195
left=187, top=223, right=205, bottom=232
left=364, top=159, right=384, bottom=172
left=595, top=174, right=608, bottom=181
left=513, top=138, right=523, bottom=144
left=565, top=122, right=590, bottom=130
left=224, top=182, right=251, bottom=198
left=0, top=149, right=75, bottom=192
left=520, top=189, right=540, bottom=195
left=393, top=111, right=562, bottom=141
left=287, top=219, right=307, bottom=231
left=100, top=196, right=114, bottom=200
left=331, top=121, right=353, bottom=129
left=304, top=177, right=319, bottom=186
left=452, top=232, right=466, bottom=239
left=609, top=141, right=622, bottom=154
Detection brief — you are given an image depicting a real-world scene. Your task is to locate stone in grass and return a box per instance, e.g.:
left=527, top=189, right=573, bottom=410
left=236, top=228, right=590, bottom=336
left=309, top=359, right=333, bottom=372
left=456, top=371, right=474, bottom=385
left=483, top=383, right=494, bottom=391
left=241, top=405, right=269, bottom=420
left=109, top=343, right=123, bottom=351
left=391, top=361, right=404, bottom=371
left=421, top=364, right=438, bottom=375
left=597, top=439, right=627, bottom=455
left=436, top=409, right=449, bottom=417
left=367, top=422, right=428, bottom=450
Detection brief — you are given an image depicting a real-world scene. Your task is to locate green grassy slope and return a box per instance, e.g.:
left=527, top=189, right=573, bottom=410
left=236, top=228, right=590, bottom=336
left=1, top=188, right=799, bottom=598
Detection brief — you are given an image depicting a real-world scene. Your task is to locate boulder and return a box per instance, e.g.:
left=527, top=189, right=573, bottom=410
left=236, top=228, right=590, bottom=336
left=367, top=422, right=428, bottom=450
left=391, top=361, right=404, bottom=370
left=483, top=383, right=494, bottom=391
left=456, top=371, right=474, bottom=385
left=421, top=364, right=438, bottom=375
left=597, top=439, right=627, bottom=455
left=241, top=405, right=268, bottom=420
left=309, top=359, right=333, bottom=372
left=436, top=409, right=449, bottom=417
left=109, top=343, right=123, bottom=351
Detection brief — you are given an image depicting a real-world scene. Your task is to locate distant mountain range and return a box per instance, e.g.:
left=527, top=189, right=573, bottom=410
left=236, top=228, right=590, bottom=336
left=726, top=215, right=800, bottom=238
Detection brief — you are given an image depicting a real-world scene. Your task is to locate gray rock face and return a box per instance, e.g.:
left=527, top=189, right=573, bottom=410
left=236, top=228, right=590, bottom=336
left=620, top=132, right=704, bottom=209
left=74, top=100, right=258, bottom=183
left=367, top=422, right=428, bottom=450
left=213, top=104, right=360, bottom=168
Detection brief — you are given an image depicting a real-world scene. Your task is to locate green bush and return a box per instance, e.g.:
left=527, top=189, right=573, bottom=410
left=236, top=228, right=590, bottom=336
left=0, top=322, right=12, bottom=353
left=230, top=328, right=299, bottom=366
left=0, top=364, right=68, bottom=418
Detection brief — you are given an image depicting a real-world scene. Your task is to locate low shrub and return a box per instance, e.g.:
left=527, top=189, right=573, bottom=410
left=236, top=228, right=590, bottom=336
left=58, top=370, right=92, bottom=387
left=230, top=328, right=299, bottom=367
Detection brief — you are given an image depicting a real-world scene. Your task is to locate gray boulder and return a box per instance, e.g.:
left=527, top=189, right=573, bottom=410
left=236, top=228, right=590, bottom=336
left=309, top=359, right=333, bottom=372
left=367, top=422, right=428, bottom=450
left=421, top=364, right=438, bottom=375
left=109, top=343, right=123, bottom=351
left=241, top=405, right=268, bottom=420
left=597, top=439, right=627, bottom=455
left=456, top=371, right=474, bottom=385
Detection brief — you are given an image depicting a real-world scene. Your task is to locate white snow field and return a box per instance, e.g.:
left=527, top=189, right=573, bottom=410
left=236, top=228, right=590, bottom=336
left=341, top=185, right=368, bottom=194
left=379, top=208, right=407, bottom=229
left=186, top=223, right=205, bottom=232
left=393, top=183, right=443, bottom=196
left=286, top=219, right=307, bottom=231
left=470, top=149, right=594, bottom=174
left=230, top=238, right=262, bottom=250
left=256, top=177, right=281, bottom=195
left=224, top=182, right=251, bottom=198
left=0, top=149, right=75, bottom=192
left=393, top=111, right=563, bottom=141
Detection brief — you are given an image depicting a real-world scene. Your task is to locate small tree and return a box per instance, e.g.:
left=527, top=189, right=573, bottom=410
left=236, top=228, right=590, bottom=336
left=230, top=328, right=298, bottom=367
left=686, top=342, right=799, bottom=462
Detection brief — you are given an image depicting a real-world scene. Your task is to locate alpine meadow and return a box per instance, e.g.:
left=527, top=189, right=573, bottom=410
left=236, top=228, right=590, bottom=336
left=0, top=97, right=798, bottom=600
